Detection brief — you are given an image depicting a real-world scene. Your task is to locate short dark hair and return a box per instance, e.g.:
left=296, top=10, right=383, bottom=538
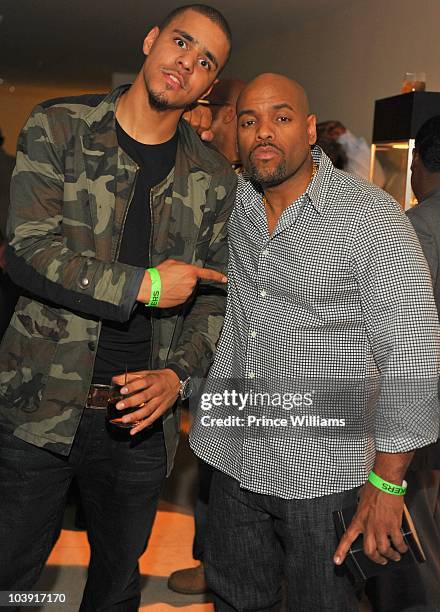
left=159, top=4, right=232, bottom=60
left=415, top=115, right=440, bottom=173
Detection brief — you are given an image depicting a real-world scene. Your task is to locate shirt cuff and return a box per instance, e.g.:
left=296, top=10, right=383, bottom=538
left=166, top=363, right=189, bottom=382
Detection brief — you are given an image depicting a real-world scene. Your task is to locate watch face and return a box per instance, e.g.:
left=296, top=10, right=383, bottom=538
left=180, top=377, right=193, bottom=400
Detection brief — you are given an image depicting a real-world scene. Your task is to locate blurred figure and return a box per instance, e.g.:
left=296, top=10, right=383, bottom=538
left=168, top=78, right=246, bottom=597
left=207, top=78, right=246, bottom=170
left=315, top=135, right=347, bottom=170
left=0, top=231, right=20, bottom=340
left=317, top=120, right=385, bottom=186
left=0, top=128, right=15, bottom=239
left=409, top=114, right=440, bottom=311
left=0, top=130, right=19, bottom=339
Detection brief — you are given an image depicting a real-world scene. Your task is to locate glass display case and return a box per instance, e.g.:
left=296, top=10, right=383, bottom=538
left=370, top=92, right=440, bottom=210
left=370, top=140, right=415, bottom=209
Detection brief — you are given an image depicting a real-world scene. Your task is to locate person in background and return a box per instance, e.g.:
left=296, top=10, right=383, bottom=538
left=0, top=5, right=235, bottom=610
left=168, top=77, right=246, bottom=596
left=205, top=78, right=246, bottom=171
left=0, top=230, right=20, bottom=340
left=190, top=73, right=439, bottom=612
left=366, top=115, right=440, bottom=612
left=0, top=128, right=15, bottom=239
left=317, top=119, right=385, bottom=186
left=315, top=132, right=347, bottom=170
left=0, top=129, right=19, bottom=339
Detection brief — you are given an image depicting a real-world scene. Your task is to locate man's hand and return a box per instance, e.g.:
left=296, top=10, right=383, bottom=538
left=183, top=105, right=214, bottom=142
left=112, top=368, right=181, bottom=435
left=333, top=482, right=407, bottom=566
left=137, top=258, right=227, bottom=307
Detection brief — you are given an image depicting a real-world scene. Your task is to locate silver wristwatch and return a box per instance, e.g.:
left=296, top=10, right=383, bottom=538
left=179, top=376, right=193, bottom=401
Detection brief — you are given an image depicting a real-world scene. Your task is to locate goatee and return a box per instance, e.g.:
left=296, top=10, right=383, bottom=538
left=148, top=89, right=171, bottom=112
left=248, top=160, right=288, bottom=188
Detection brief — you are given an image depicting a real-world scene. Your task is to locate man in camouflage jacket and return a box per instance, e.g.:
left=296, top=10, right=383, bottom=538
left=0, top=5, right=236, bottom=609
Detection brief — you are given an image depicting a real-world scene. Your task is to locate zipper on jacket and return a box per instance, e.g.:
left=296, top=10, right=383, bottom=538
left=114, top=164, right=140, bottom=260
left=147, top=185, right=155, bottom=370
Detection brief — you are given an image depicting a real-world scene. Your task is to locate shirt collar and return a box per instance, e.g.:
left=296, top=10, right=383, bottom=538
left=307, top=145, right=334, bottom=214
left=419, top=186, right=440, bottom=204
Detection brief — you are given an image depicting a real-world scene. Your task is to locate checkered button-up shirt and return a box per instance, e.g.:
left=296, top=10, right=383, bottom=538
left=190, top=147, right=440, bottom=499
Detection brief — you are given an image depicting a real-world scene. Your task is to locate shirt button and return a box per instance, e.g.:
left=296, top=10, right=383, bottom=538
left=250, top=330, right=257, bottom=338
left=262, top=249, right=269, bottom=256
left=248, top=372, right=255, bottom=379
left=260, top=289, right=267, bottom=297
left=80, top=277, right=89, bottom=288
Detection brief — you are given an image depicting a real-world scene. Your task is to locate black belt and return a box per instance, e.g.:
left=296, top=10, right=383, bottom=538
left=86, top=384, right=112, bottom=409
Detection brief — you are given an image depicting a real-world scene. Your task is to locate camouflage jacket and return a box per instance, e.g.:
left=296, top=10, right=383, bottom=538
left=0, top=85, right=236, bottom=474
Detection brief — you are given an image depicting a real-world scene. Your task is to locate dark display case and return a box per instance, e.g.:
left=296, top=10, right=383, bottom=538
left=370, top=92, right=440, bottom=209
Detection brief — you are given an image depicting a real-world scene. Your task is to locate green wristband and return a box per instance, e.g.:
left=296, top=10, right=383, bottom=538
left=368, top=470, right=407, bottom=496
left=146, top=267, right=161, bottom=307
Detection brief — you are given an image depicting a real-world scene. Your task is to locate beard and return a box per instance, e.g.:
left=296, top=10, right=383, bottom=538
left=248, top=159, right=288, bottom=188
left=144, top=74, right=186, bottom=112
left=147, top=88, right=172, bottom=112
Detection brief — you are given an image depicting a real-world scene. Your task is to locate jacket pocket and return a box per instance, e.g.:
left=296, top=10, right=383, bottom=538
left=0, top=324, right=57, bottom=413
left=11, top=296, right=71, bottom=342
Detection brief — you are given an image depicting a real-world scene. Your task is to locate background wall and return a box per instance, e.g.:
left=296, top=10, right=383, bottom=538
left=227, top=0, right=440, bottom=141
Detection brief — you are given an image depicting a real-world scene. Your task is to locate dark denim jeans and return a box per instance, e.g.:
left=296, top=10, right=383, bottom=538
left=205, top=470, right=360, bottom=612
left=192, top=458, right=214, bottom=561
left=0, top=408, right=166, bottom=611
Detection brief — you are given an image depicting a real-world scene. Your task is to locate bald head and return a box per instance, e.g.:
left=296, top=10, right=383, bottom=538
left=236, top=72, right=316, bottom=190
left=237, top=73, right=310, bottom=117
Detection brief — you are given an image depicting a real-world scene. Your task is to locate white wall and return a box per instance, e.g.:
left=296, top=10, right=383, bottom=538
left=227, top=0, right=440, bottom=142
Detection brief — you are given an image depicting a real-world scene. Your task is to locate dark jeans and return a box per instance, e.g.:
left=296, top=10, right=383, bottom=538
left=0, top=408, right=166, bottom=611
left=205, top=470, right=360, bottom=612
left=192, top=458, right=214, bottom=561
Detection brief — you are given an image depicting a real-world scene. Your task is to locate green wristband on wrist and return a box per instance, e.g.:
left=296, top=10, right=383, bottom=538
left=145, top=267, right=161, bottom=307
left=368, top=470, right=407, bottom=496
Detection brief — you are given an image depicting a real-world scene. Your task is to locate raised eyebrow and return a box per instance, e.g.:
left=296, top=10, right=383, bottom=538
left=237, top=109, right=255, bottom=119
left=172, top=28, right=218, bottom=69
left=205, top=50, right=218, bottom=69
left=273, top=103, right=294, bottom=111
left=173, top=28, right=194, bottom=43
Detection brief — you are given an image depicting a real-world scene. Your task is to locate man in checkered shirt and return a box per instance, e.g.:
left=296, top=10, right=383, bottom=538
left=189, top=73, right=440, bottom=611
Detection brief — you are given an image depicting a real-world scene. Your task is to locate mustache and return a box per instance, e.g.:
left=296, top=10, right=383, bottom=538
left=249, top=142, right=284, bottom=158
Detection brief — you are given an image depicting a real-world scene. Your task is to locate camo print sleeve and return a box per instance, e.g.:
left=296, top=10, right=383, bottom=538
left=6, top=104, right=144, bottom=322
left=167, top=174, right=237, bottom=379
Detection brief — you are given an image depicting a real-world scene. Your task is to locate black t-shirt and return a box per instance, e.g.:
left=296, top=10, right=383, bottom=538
left=92, top=122, right=178, bottom=384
